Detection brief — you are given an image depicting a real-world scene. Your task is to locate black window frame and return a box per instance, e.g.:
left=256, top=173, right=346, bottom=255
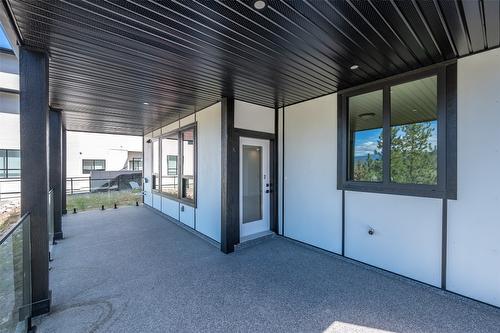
left=152, top=139, right=160, bottom=191
left=82, top=159, right=106, bottom=174
left=337, top=62, right=457, bottom=199
left=153, top=123, right=197, bottom=207
left=0, top=149, right=21, bottom=179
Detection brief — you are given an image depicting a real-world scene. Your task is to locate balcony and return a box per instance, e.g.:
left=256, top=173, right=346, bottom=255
left=26, top=206, right=500, bottom=333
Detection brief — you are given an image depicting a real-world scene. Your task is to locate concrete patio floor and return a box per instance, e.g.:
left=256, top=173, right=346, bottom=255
left=34, top=206, right=500, bottom=333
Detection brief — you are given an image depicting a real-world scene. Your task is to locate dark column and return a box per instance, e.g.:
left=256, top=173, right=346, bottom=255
left=220, top=97, right=239, bottom=254
left=62, top=128, right=67, bottom=214
left=19, top=47, right=51, bottom=316
left=50, top=109, right=63, bottom=240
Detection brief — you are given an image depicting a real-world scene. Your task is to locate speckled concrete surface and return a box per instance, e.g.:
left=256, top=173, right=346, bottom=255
left=33, top=206, right=500, bottom=333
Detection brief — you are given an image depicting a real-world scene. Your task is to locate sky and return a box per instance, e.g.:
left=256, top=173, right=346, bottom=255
left=0, top=25, right=12, bottom=50
left=354, top=121, right=437, bottom=158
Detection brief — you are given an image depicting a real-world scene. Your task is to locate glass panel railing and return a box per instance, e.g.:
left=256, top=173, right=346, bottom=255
left=0, top=213, right=32, bottom=333
left=0, top=179, right=21, bottom=236
left=66, top=173, right=143, bottom=213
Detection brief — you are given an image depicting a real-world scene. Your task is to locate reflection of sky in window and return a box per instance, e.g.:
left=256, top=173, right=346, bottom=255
left=354, top=128, right=382, bottom=158
left=354, top=121, right=437, bottom=158
left=0, top=25, right=12, bottom=50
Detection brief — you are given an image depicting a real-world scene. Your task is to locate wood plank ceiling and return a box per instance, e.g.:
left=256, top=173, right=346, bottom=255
left=6, top=0, right=500, bottom=135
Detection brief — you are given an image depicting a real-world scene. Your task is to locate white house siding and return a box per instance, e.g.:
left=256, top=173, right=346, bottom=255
left=143, top=102, right=222, bottom=242
left=195, top=103, right=221, bottom=242
left=234, top=100, right=274, bottom=134
left=283, top=94, right=343, bottom=254
left=447, top=47, right=500, bottom=307
left=66, top=132, right=142, bottom=178
left=345, top=191, right=442, bottom=286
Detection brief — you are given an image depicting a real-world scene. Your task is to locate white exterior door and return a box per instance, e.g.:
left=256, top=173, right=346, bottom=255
left=239, top=137, right=270, bottom=238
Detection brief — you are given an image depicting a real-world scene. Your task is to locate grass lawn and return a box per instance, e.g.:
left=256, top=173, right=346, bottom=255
left=67, top=190, right=142, bottom=212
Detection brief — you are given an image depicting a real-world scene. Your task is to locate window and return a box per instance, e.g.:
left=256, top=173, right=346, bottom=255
left=129, top=158, right=142, bottom=171
left=338, top=65, right=456, bottom=199
left=153, top=125, right=196, bottom=205
left=82, top=159, right=106, bottom=174
left=0, top=149, right=20, bottom=178
left=348, top=90, right=383, bottom=182
left=152, top=139, right=159, bottom=190
left=161, top=134, right=178, bottom=197
left=181, top=129, right=195, bottom=201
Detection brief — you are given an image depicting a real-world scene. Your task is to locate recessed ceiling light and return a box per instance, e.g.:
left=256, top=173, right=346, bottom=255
left=253, top=0, right=267, bottom=10
left=143, top=102, right=149, bottom=105
left=358, top=112, right=375, bottom=119
left=350, top=65, right=359, bottom=70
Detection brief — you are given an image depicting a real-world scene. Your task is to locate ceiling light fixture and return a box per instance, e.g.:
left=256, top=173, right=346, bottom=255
left=253, top=0, right=267, bottom=10
left=143, top=102, right=149, bottom=105
left=358, top=112, right=376, bottom=119
left=350, top=65, right=359, bottom=70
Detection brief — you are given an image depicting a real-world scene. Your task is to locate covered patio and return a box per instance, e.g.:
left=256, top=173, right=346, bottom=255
left=1, top=1, right=500, bottom=330
left=34, top=207, right=500, bottom=333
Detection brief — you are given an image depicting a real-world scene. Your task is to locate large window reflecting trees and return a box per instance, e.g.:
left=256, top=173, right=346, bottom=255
left=338, top=64, right=456, bottom=199
left=390, top=76, right=437, bottom=185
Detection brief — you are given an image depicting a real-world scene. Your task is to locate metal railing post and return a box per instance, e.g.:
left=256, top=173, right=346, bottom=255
left=70, top=178, right=73, bottom=195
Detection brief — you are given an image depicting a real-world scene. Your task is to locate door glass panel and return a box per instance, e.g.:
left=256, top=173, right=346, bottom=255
left=242, top=145, right=262, bottom=223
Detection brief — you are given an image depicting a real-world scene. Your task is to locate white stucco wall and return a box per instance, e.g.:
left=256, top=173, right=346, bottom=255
left=0, top=112, right=19, bottom=150
left=234, top=100, right=274, bottom=134
left=447, top=47, right=500, bottom=307
left=283, top=94, right=342, bottom=254
left=345, top=191, right=442, bottom=286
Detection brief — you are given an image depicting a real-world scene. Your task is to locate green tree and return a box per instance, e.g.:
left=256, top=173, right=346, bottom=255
left=390, top=122, right=437, bottom=185
left=353, top=122, right=436, bottom=184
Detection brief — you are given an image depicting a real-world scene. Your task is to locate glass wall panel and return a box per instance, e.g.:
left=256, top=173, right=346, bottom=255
left=182, top=129, right=194, bottom=176
left=348, top=90, right=383, bottom=182
left=390, top=76, right=438, bottom=185
left=161, top=134, right=178, bottom=197
left=152, top=140, right=159, bottom=190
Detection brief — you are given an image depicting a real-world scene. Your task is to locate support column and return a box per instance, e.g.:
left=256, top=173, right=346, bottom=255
left=50, top=109, right=63, bottom=240
left=220, top=96, right=238, bottom=254
left=20, top=47, right=51, bottom=316
left=62, top=128, right=67, bottom=215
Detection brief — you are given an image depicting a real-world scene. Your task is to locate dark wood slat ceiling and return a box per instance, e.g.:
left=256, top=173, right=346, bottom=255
left=7, top=0, right=500, bottom=135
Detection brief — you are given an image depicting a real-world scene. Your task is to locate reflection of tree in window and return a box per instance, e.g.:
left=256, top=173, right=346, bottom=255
left=390, top=76, right=437, bottom=185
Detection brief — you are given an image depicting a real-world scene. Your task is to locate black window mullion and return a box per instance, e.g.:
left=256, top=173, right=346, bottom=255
left=437, top=68, right=447, bottom=194
left=177, top=131, right=182, bottom=199
left=382, top=86, right=391, bottom=185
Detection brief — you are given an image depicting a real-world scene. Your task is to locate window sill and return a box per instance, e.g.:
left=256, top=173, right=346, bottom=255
left=338, top=182, right=452, bottom=200
left=152, top=190, right=197, bottom=208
